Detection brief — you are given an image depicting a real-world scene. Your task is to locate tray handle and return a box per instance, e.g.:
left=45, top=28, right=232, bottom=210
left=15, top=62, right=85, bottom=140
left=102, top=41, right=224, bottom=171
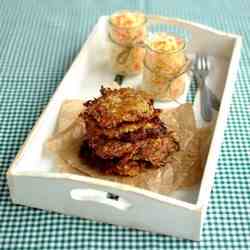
left=70, top=189, right=131, bottom=211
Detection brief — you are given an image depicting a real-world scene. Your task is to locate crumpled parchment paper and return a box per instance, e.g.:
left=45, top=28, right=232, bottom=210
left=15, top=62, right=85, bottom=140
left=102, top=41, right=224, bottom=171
left=46, top=99, right=212, bottom=195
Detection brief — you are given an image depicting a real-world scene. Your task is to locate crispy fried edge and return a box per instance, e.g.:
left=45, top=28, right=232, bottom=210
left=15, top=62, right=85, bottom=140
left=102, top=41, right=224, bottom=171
left=83, top=87, right=155, bottom=128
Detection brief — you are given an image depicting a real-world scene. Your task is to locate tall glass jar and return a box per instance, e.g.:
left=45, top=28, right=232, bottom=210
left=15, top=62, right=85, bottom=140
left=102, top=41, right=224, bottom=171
left=108, top=11, right=147, bottom=76
left=141, top=33, right=189, bottom=101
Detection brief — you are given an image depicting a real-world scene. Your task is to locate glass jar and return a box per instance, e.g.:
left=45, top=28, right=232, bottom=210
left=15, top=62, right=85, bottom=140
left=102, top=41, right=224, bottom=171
left=141, top=32, right=189, bottom=101
left=108, top=10, right=147, bottom=76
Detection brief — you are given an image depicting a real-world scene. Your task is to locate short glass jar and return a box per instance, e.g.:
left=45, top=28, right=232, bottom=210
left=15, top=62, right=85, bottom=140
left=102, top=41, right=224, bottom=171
left=141, top=33, right=189, bottom=101
left=108, top=10, right=147, bottom=76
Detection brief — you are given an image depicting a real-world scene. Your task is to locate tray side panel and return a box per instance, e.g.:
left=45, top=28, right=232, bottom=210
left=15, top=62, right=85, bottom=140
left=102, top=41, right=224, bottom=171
left=197, top=37, right=242, bottom=208
left=9, top=175, right=202, bottom=241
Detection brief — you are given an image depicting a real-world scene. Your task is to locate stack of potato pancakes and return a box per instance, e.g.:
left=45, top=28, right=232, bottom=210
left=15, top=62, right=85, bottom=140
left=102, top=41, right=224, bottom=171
left=80, top=87, right=179, bottom=176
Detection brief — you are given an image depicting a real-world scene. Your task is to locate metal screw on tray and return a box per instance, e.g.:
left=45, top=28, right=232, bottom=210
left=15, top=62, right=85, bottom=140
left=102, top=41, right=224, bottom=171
left=107, top=192, right=119, bottom=201
left=114, top=74, right=125, bottom=85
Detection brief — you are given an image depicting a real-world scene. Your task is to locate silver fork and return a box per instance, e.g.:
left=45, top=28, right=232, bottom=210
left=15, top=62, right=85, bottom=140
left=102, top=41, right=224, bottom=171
left=193, top=54, right=213, bottom=122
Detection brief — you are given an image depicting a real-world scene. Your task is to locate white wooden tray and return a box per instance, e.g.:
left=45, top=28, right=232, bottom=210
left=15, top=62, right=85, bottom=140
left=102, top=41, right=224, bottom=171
left=7, top=16, right=241, bottom=241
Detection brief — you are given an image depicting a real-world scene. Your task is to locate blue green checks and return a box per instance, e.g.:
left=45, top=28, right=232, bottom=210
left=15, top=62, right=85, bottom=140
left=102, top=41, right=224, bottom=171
left=0, top=0, right=250, bottom=249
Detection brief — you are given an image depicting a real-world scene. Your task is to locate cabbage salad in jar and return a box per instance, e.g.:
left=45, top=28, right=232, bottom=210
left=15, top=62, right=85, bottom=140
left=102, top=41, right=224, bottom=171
left=108, top=10, right=147, bottom=76
left=141, top=32, right=190, bottom=101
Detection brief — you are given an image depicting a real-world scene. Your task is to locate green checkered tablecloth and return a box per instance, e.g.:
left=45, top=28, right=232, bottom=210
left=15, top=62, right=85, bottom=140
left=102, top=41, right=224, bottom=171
left=1, top=0, right=249, bottom=249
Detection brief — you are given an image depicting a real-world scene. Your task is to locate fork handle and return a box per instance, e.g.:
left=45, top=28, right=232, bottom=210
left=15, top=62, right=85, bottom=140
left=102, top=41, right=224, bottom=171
left=197, top=76, right=213, bottom=122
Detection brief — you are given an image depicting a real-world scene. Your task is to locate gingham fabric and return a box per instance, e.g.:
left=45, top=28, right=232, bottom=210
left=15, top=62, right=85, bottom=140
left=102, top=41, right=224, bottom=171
left=0, top=0, right=249, bottom=249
